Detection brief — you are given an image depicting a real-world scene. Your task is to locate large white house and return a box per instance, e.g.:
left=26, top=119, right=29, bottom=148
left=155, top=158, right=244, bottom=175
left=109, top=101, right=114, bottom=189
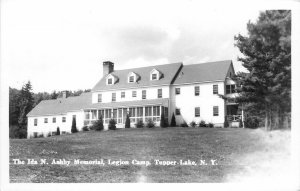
left=26, top=60, right=241, bottom=138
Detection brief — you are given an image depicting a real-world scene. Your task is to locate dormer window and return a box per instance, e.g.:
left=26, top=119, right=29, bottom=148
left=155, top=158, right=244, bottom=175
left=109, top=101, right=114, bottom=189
left=107, top=78, right=113, bottom=85
left=150, top=69, right=162, bottom=81
left=128, top=72, right=139, bottom=83
left=106, top=74, right=118, bottom=85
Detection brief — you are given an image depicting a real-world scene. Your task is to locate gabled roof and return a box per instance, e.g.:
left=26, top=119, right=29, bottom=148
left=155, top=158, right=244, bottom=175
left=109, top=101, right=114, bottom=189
left=173, top=60, right=233, bottom=85
left=27, top=92, right=92, bottom=117
left=92, top=62, right=183, bottom=91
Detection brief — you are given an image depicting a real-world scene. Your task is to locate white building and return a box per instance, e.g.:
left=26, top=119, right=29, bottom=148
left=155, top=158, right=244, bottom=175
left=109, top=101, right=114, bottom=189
left=26, top=60, right=241, bottom=138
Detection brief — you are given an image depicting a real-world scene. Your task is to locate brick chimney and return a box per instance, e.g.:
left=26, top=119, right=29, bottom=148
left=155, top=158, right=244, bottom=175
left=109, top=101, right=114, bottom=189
left=62, top=91, right=68, bottom=99
left=103, top=61, right=114, bottom=77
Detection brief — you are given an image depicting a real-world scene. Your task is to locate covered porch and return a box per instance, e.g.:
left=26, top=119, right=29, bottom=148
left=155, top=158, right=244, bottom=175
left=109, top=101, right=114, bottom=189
left=226, top=98, right=244, bottom=128
left=83, top=98, right=169, bottom=128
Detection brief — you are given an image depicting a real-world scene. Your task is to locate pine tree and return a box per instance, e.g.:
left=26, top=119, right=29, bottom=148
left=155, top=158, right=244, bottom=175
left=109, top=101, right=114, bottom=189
left=56, top=127, right=60, bottom=135
left=94, top=115, right=104, bottom=131
left=17, top=81, right=34, bottom=128
left=160, top=111, right=167, bottom=128
left=71, top=117, right=78, bottom=133
left=234, top=10, right=291, bottom=130
left=170, top=112, right=176, bottom=127
left=125, top=114, right=131, bottom=128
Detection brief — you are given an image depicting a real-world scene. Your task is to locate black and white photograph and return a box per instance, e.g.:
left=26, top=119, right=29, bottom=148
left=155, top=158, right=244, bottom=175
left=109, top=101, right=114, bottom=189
left=1, top=0, right=300, bottom=190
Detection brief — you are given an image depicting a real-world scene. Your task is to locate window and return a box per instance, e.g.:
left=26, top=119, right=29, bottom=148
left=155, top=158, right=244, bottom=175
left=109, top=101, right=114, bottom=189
left=129, top=76, right=134, bottom=83
left=98, top=94, right=102, bottom=102
left=104, top=109, right=112, bottom=124
left=195, top=107, right=200, bottom=117
left=137, top=107, right=143, bottom=122
left=44, top=118, right=48, bottom=123
left=112, top=93, right=116, bottom=102
left=158, top=89, right=162, bottom=98
left=213, top=106, right=219, bottom=116
left=175, top=108, right=181, bottom=115
left=226, top=85, right=236, bottom=94
left=195, top=86, right=200, bottom=96
left=52, top=117, right=56, bottom=123
left=142, top=90, right=146, bottom=99
left=129, top=108, right=136, bottom=123
left=175, top=88, right=180, bottom=95
left=153, top=106, right=160, bottom=122
left=107, top=78, right=113, bottom=85
left=34, top=119, right=37, bottom=126
left=85, top=112, right=90, bottom=120
left=62, top=117, right=66, bottom=122
left=121, top=92, right=125, bottom=98
left=132, top=91, right=137, bottom=97
left=213, top=85, right=218, bottom=94
left=152, top=73, right=157, bottom=80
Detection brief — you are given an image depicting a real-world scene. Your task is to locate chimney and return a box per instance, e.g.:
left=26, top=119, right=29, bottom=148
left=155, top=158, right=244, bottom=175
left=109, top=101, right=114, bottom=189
left=103, top=61, right=114, bottom=77
left=62, top=91, right=68, bottom=99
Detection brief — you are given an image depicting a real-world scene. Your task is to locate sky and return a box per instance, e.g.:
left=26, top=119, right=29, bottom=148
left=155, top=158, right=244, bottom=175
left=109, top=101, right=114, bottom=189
left=1, top=0, right=265, bottom=93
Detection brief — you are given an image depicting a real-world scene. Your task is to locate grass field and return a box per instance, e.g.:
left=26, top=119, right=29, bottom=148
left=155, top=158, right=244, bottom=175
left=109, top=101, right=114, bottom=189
left=9, top=127, right=291, bottom=183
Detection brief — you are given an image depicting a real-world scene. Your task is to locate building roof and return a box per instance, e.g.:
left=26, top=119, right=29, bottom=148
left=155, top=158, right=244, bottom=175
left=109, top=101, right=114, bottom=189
left=173, top=60, right=233, bottom=85
left=85, top=98, right=169, bottom=110
left=92, top=62, right=183, bottom=91
left=26, top=92, right=92, bottom=117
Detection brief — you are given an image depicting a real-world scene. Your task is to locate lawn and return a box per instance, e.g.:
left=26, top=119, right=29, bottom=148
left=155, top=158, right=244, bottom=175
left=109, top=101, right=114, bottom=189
left=9, top=127, right=290, bottom=183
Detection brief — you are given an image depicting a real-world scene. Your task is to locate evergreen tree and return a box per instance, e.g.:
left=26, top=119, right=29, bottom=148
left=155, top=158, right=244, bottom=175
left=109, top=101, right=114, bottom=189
left=108, top=119, right=116, bottom=130
left=17, top=81, right=34, bottom=128
left=56, top=127, right=60, bottom=135
left=170, top=112, right=176, bottom=127
left=71, top=117, right=78, bottom=133
left=234, top=10, right=291, bottom=130
left=125, top=114, right=131, bottom=128
left=160, top=111, right=167, bottom=128
left=94, top=115, right=104, bottom=131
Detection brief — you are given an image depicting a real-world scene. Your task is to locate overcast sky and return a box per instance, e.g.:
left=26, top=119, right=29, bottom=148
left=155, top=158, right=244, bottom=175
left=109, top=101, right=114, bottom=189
left=2, top=0, right=266, bottom=93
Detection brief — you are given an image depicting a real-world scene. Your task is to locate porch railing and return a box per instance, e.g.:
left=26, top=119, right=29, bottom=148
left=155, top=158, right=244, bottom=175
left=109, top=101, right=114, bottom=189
left=226, top=115, right=242, bottom=122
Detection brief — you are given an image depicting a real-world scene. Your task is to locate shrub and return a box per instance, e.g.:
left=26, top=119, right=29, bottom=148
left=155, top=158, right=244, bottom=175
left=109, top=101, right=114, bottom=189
left=108, top=118, right=116, bottom=130
left=10, top=125, right=27, bottom=139
left=56, top=127, right=61, bottom=135
left=82, top=126, right=89, bottom=131
left=160, top=112, right=168, bottom=128
left=38, top=134, right=44, bottom=138
left=244, top=116, right=259, bottom=129
left=125, top=114, right=131, bottom=128
left=199, top=120, right=206, bottom=127
left=71, top=117, right=78, bottom=133
left=146, top=118, right=155, bottom=128
left=190, top=121, right=197, bottom=127
left=224, top=119, right=229, bottom=128
left=208, top=122, right=214, bottom=128
left=181, top=121, right=188, bottom=127
left=170, top=113, right=176, bottom=127
left=93, top=115, right=104, bottom=131
left=47, top=132, right=51, bottom=137
left=135, top=120, right=144, bottom=128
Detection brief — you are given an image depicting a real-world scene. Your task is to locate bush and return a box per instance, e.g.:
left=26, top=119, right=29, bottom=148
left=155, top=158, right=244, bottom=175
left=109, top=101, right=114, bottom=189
left=160, top=112, right=168, bottom=128
left=93, top=115, right=104, bottom=131
left=125, top=114, right=131, bottom=128
left=71, top=117, right=78, bottom=133
left=181, top=121, right=188, bottom=127
left=146, top=118, right=155, bottom=128
left=244, top=116, right=259, bottom=129
left=9, top=125, right=27, bottom=139
left=208, top=122, right=214, bottom=128
left=170, top=113, right=176, bottom=127
left=108, top=118, right=116, bottom=130
left=190, top=121, right=197, bottom=127
left=56, top=127, right=61, bottom=135
left=47, top=132, right=51, bottom=137
left=135, top=120, right=144, bottom=128
left=82, top=126, right=89, bottom=131
left=38, top=134, right=44, bottom=138
left=199, top=120, right=206, bottom=127
left=224, top=119, right=229, bottom=128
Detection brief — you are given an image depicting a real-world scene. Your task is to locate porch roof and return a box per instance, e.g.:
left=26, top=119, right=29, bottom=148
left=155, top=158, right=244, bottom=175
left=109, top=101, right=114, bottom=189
left=85, top=98, right=169, bottom=110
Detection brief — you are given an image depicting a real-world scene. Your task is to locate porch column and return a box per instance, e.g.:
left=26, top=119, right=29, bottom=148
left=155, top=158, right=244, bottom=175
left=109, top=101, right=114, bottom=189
left=160, top=105, right=163, bottom=119
left=143, top=106, right=145, bottom=123
left=241, top=104, right=245, bottom=128
left=96, top=110, right=99, bottom=120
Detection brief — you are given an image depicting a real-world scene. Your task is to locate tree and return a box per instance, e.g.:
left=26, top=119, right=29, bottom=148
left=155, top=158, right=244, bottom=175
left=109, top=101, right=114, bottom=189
left=170, top=112, right=176, bottom=127
left=71, top=117, right=78, bottom=133
left=93, top=115, right=104, bottom=131
left=56, top=127, right=60, bottom=135
left=234, top=10, right=291, bottom=130
left=125, top=114, right=131, bottom=128
left=160, top=111, right=167, bottom=128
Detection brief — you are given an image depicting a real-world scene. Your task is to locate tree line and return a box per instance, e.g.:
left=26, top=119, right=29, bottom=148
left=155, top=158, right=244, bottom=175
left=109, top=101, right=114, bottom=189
left=9, top=82, right=91, bottom=138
